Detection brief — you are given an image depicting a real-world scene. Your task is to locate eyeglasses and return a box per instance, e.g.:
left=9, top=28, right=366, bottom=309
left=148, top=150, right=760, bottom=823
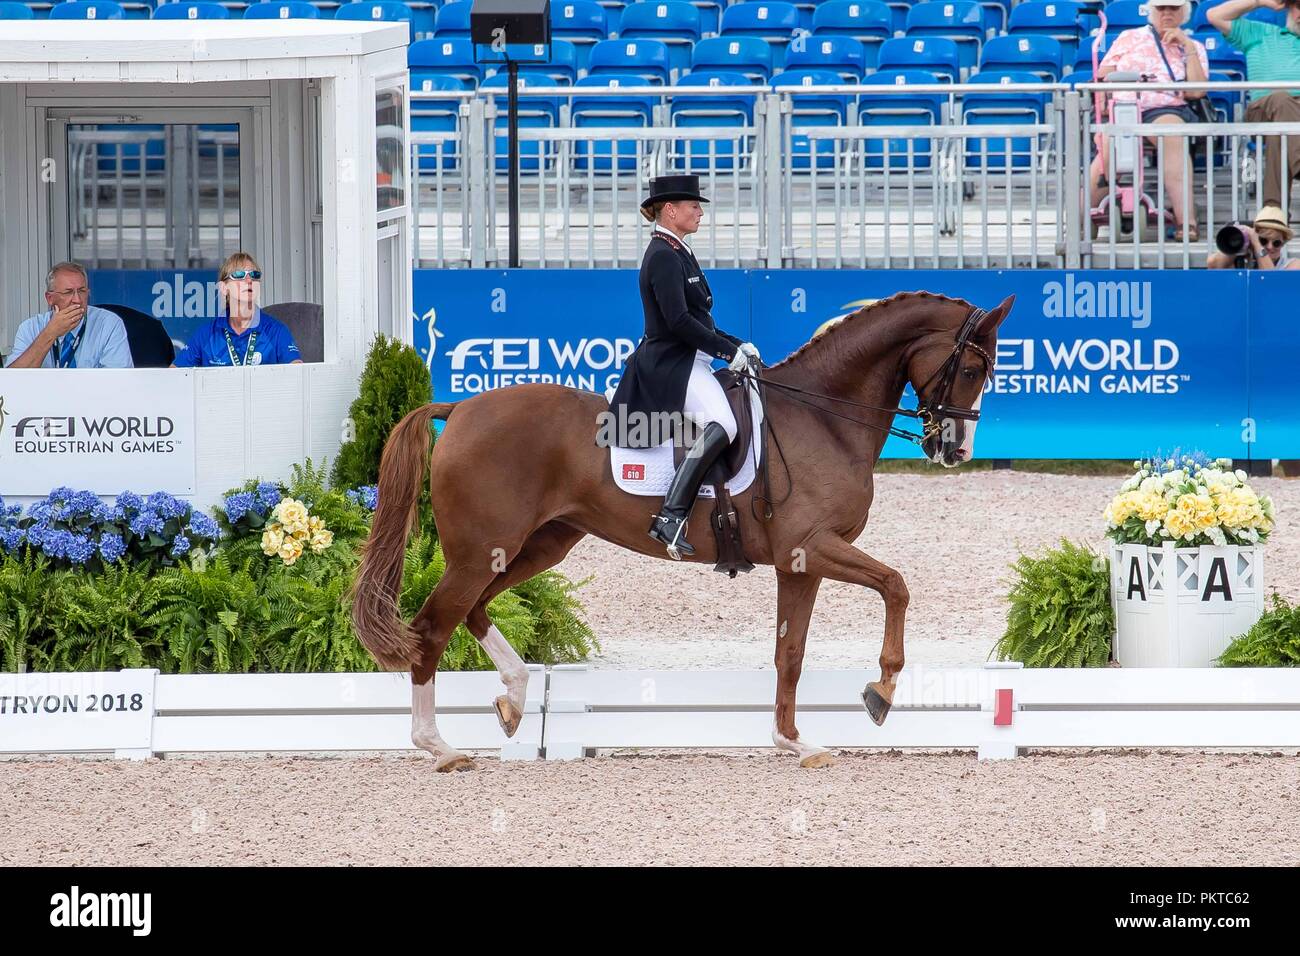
left=1262, top=238, right=1286, bottom=250
left=226, top=269, right=262, bottom=280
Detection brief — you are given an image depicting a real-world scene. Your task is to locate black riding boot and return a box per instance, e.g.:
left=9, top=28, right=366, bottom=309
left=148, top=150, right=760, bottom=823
left=648, top=421, right=732, bottom=559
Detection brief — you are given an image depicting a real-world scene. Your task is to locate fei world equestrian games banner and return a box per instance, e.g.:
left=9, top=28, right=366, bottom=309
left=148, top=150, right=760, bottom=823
left=0, top=370, right=195, bottom=495
left=413, top=269, right=1300, bottom=459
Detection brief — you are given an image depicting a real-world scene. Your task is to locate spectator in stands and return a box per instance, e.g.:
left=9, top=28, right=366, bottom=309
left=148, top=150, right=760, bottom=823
left=1089, top=0, right=1209, bottom=241
left=1209, top=0, right=1300, bottom=219
left=1206, top=204, right=1300, bottom=267
left=5, top=261, right=132, bottom=369
left=172, top=252, right=301, bottom=368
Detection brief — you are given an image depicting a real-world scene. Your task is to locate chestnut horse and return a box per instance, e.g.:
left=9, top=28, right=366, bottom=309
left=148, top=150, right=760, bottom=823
left=353, top=291, right=1015, bottom=770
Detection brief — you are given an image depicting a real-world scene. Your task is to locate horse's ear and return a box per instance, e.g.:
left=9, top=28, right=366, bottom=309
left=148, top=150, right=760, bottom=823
left=975, top=294, right=1015, bottom=338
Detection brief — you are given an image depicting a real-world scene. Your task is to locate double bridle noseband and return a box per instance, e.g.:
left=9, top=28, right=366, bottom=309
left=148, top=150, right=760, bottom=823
left=738, top=306, right=994, bottom=445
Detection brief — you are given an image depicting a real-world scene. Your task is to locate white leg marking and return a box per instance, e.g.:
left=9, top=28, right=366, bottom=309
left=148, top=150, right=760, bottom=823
left=480, top=624, right=528, bottom=715
left=772, top=722, right=831, bottom=762
left=411, top=677, right=468, bottom=764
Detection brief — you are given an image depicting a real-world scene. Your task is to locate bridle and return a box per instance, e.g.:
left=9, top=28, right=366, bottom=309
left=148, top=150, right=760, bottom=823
left=737, top=306, right=994, bottom=445
left=736, top=306, right=995, bottom=521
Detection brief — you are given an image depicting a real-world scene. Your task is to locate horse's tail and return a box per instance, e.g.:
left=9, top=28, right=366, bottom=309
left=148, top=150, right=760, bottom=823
left=352, top=402, right=456, bottom=670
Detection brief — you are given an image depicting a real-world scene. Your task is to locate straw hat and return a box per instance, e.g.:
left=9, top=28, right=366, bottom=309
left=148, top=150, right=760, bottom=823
left=1254, top=205, right=1294, bottom=242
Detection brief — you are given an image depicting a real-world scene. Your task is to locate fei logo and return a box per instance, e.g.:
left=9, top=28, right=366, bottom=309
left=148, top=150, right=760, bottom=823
left=49, top=886, right=152, bottom=937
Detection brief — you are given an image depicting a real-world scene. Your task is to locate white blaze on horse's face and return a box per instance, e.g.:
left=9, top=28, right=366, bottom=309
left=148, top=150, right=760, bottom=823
left=955, top=390, right=983, bottom=465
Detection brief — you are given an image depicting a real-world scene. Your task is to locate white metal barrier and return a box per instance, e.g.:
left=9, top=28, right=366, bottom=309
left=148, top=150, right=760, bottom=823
left=3, top=663, right=1299, bottom=763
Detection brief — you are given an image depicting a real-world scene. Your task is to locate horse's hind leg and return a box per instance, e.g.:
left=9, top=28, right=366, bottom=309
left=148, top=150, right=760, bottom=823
left=409, top=561, right=502, bottom=772
left=464, top=521, right=587, bottom=738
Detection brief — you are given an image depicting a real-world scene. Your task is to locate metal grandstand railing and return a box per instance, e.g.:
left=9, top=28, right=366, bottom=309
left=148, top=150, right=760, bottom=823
left=411, top=80, right=1300, bottom=270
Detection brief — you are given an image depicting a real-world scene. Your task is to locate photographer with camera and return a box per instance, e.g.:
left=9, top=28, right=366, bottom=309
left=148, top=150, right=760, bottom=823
left=1206, top=205, right=1300, bottom=268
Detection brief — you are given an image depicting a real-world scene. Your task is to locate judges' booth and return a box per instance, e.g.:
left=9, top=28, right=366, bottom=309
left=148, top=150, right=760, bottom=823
left=0, top=21, right=412, bottom=507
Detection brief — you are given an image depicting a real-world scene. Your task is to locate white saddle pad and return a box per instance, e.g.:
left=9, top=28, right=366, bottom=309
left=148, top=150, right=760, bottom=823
left=606, top=379, right=764, bottom=498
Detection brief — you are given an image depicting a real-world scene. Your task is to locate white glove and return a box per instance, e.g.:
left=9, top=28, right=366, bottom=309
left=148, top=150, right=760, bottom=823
left=739, top=342, right=761, bottom=364
left=728, top=343, right=759, bottom=372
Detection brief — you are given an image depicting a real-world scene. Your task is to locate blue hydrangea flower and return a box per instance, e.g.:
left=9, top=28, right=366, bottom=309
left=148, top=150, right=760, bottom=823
left=146, top=491, right=189, bottom=521
left=255, top=482, right=283, bottom=511
left=48, top=486, right=76, bottom=503
left=223, top=492, right=255, bottom=523
left=67, top=490, right=100, bottom=516
left=90, top=501, right=116, bottom=524
left=170, top=534, right=192, bottom=558
left=0, top=527, right=25, bottom=553
left=116, top=491, right=144, bottom=513
left=66, top=534, right=96, bottom=565
left=129, top=510, right=166, bottom=537
left=98, top=532, right=127, bottom=563
left=187, top=512, right=220, bottom=540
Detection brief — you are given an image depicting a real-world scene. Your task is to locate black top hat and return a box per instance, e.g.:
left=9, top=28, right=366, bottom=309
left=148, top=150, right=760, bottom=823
left=640, top=175, right=710, bottom=220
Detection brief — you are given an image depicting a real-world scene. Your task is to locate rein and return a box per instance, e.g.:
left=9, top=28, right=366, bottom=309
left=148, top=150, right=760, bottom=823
left=740, top=307, right=993, bottom=522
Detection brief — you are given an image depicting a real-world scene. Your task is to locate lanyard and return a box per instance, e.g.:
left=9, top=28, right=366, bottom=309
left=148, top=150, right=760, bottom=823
left=49, top=322, right=86, bottom=369
left=1150, top=26, right=1185, bottom=83
left=223, top=326, right=258, bottom=366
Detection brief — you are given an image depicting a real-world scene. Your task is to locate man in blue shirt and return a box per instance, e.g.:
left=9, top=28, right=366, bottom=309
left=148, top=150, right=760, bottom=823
left=5, top=262, right=133, bottom=369
left=172, top=252, right=302, bottom=368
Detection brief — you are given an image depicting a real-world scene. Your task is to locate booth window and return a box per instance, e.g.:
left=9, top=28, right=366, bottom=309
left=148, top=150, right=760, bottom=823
left=375, top=88, right=406, bottom=214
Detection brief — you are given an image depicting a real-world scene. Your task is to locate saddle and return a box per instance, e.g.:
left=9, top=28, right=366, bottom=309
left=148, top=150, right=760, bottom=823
left=673, top=368, right=760, bottom=579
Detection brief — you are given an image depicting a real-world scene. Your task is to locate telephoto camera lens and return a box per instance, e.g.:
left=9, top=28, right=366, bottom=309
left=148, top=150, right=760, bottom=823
left=1216, top=223, right=1247, bottom=256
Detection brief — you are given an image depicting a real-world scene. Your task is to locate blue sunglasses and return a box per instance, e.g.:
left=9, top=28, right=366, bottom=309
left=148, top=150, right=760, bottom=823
left=227, top=269, right=262, bottom=280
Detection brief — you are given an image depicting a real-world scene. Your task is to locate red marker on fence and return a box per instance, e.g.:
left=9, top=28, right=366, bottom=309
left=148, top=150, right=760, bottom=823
left=994, top=688, right=1014, bottom=726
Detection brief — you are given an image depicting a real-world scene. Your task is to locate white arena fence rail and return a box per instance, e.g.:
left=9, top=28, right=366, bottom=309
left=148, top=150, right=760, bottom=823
left=3, top=663, right=1299, bottom=763
left=410, top=81, right=1300, bottom=271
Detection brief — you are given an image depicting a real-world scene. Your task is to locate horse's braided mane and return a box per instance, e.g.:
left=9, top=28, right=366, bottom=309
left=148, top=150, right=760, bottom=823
left=767, top=289, right=976, bottom=371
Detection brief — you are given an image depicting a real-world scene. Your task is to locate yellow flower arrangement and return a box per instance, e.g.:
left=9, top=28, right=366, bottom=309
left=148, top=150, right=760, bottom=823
left=1105, top=456, right=1276, bottom=548
left=260, top=497, right=335, bottom=565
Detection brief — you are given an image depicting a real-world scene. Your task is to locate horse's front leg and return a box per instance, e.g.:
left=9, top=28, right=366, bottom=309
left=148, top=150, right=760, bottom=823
left=803, top=532, right=910, bottom=726
left=771, top=569, right=832, bottom=768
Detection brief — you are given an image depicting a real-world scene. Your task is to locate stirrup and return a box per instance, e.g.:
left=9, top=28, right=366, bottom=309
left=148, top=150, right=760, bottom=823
left=649, top=513, right=694, bottom=560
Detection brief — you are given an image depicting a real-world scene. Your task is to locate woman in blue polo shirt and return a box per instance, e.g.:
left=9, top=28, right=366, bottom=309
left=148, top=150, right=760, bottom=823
left=172, top=252, right=302, bottom=368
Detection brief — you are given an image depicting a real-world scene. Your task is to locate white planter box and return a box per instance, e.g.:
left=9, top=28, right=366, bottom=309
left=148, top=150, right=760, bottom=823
left=1109, top=542, right=1266, bottom=668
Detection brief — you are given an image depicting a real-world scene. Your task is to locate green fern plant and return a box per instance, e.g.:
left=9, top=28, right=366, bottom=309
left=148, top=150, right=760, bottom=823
left=1218, top=593, right=1300, bottom=667
left=150, top=555, right=269, bottom=673
left=0, top=553, right=62, bottom=672
left=992, top=539, right=1114, bottom=668
left=48, top=564, right=169, bottom=672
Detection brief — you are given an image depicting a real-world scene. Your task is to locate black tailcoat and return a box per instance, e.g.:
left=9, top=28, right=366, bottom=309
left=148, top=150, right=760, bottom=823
left=608, top=231, right=743, bottom=447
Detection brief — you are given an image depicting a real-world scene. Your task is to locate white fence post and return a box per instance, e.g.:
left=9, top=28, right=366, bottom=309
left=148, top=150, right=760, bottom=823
left=978, top=661, right=1023, bottom=761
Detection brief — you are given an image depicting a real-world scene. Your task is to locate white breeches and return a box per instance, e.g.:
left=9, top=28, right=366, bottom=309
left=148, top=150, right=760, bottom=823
left=682, top=350, right=738, bottom=443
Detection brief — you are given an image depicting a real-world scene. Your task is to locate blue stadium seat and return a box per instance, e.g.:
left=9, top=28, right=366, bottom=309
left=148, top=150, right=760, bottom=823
left=618, top=1, right=701, bottom=79
left=152, top=2, right=228, bottom=18
left=858, top=69, right=947, bottom=169
left=980, top=34, right=1063, bottom=81
left=480, top=73, right=562, bottom=173
left=588, top=38, right=672, bottom=84
left=692, top=35, right=775, bottom=81
left=409, top=37, right=484, bottom=87
left=433, top=0, right=470, bottom=35
left=49, top=1, right=126, bottom=18
left=773, top=68, right=851, bottom=170
left=404, top=0, right=438, bottom=40
left=410, top=72, right=463, bottom=172
left=1101, top=0, right=1153, bottom=31
left=812, top=1, right=892, bottom=70
left=1008, top=1, right=1084, bottom=66
left=881, top=0, right=911, bottom=36
left=904, top=2, right=986, bottom=75
left=552, top=0, right=607, bottom=72
left=721, top=2, right=802, bottom=68
left=0, top=1, right=35, bottom=15
left=783, top=34, right=867, bottom=81
left=1069, top=67, right=1093, bottom=86
left=876, top=36, right=961, bottom=83
left=571, top=73, right=659, bottom=173
left=977, top=0, right=1012, bottom=34
left=244, top=1, right=321, bottom=17
left=596, top=0, right=627, bottom=34
left=671, top=70, right=757, bottom=171
left=516, top=39, right=580, bottom=85
left=1196, top=29, right=1246, bottom=81
left=1076, top=30, right=1111, bottom=74
left=335, top=1, right=414, bottom=34
left=962, top=70, right=1050, bottom=170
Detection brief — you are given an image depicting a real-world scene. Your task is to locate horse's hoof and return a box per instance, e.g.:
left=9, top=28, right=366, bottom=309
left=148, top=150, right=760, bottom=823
left=435, top=754, right=477, bottom=773
left=862, top=684, right=892, bottom=727
left=494, top=695, right=523, bottom=738
left=799, top=750, right=836, bottom=769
